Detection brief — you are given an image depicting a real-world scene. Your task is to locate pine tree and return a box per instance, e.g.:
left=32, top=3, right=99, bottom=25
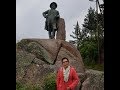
left=70, top=21, right=86, bottom=49
left=70, top=7, right=104, bottom=63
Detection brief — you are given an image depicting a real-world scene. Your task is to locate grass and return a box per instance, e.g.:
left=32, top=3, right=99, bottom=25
left=16, top=82, right=40, bottom=90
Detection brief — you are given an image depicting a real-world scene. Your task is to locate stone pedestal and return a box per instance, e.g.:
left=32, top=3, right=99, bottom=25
left=56, top=18, right=66, bottom=40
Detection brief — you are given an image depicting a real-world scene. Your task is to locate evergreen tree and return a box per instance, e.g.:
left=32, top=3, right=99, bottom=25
left=70, top=7, right=104, bottom=63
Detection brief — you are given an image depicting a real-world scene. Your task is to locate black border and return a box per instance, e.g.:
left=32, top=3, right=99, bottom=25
left=105, top=0, right=119, bottom=89
left=2, top=0, right=119, bottom=89
left=1, top=0, right=16, bottom=89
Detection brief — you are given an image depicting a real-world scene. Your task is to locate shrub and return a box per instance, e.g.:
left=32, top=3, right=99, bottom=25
left=84, top=60, right=104, bottom=71
left=16, top=82, right=25, bottom=90
left=16, top=82, right=40, bottom=90
left=42, top=73, right=56, bottom=90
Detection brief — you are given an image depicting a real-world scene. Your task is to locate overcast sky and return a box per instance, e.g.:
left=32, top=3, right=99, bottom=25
left=16, top=0, right=103, bottom=42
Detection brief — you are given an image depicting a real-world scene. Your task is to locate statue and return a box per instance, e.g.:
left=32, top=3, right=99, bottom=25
left=42, top=2, right=60, bottom=39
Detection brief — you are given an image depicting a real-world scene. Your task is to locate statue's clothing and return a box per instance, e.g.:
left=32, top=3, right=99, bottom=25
left=42, top=2, right=60, bottom=39
left=43, top=9, right=60, bottom=31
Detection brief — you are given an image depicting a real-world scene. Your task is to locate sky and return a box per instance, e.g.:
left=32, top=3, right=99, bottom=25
left=16, top=0, right=103, bottom=42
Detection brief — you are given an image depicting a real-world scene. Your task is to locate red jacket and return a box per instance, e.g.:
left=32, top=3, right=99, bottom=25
left=56, top=66, right=79, bottom=90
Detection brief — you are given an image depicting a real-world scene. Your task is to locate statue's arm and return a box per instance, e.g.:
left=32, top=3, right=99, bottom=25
left=42, top=10, right=49, bottom=18
left=56, top=11, right=60, bottom=18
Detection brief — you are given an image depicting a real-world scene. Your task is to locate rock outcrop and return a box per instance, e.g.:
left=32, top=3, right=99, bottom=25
left=16, top=39, right=104, bottom=90
left=81, top=69, right=104, bottom=90
left=16, top=39, right=85, bottom=87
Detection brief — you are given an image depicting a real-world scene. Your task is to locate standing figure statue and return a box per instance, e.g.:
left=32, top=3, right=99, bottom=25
left=42, top=2, right=60, bottom=39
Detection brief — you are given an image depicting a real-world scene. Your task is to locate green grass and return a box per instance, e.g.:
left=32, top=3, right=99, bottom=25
left=16, top=82, right=40, bottom=90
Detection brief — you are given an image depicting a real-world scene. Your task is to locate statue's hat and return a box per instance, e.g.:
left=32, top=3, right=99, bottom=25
left=50, top=2, right=57, bottom=8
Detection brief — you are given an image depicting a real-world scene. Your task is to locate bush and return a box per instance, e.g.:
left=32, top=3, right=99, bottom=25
left=42, top=73, right=56, bottom=90
left=84, top=60, right=104, bottom=71
left=16, top=82, right=25, bottom=90
left=80, top=40, right=98, bottom=63
left=16, top=82, right=40, bottom=90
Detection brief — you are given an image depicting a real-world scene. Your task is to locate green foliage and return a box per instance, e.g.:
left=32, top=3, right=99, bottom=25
left=16, top=82, right=24, bottom=90
left=80, top=40, right=98, bottom=62
left=16, top=82, right=40, bottom=90
left=84, top=60, right=104, bottom=71
left=70, top=21, right=86, bottom=49
left=70, top=7, right=104, bottom=65
left=42, top=73, right=56, bottom=90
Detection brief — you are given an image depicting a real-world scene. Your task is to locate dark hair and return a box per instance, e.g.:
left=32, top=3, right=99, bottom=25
left=61, top=57, right=69, bottom=63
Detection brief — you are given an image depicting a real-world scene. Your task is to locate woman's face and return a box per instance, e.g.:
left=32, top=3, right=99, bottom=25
left=62, top=59, right=69, bottom=68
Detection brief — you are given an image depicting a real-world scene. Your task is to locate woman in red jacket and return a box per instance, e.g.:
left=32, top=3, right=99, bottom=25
left=56, top=57, right=80, bottom=90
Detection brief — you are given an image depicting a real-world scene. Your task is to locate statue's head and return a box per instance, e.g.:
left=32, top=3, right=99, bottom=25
left=50, top=2, right=57, bottom=9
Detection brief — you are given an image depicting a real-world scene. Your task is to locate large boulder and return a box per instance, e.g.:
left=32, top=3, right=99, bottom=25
left=16, top=39, right=85, bottom=87
left=55, top=40, right=85, bottom=73
left=81, top=69, right=104, bottom=90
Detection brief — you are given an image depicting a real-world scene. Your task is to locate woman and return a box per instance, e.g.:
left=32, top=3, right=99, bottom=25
left=56, top=57, right=80, bottom=90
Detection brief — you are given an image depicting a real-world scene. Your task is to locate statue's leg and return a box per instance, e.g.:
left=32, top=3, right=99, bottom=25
left=48, top=25, right=52, bottom=39
left=50, top=31, right=54, bottom=39
left=47, top=22, right=50, bottom=39
left=52, top=23, right=57, bottom=39
left=52, top=29, right=55, bottom=39
left=48, top=31, right=51, bottom=39
left=48, top=30, right=52, bottom=39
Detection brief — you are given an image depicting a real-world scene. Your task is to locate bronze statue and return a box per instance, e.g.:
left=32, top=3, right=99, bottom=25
left=42, top=2, right=60, bottom=39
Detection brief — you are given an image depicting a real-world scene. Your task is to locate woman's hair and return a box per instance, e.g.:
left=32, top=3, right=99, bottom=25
left=61, top=57, right=69, bottom=63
